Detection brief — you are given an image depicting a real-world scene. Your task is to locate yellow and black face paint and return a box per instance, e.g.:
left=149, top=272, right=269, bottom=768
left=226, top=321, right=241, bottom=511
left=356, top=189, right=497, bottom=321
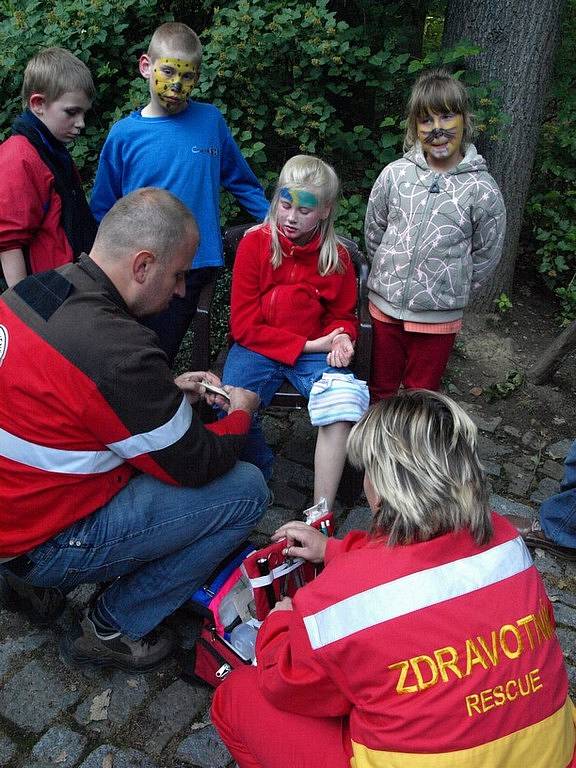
left=152, top=57, right=199, bottom=110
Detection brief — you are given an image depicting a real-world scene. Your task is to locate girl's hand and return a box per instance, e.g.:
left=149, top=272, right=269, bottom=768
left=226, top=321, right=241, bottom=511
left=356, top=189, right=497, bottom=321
left=327, top=333, right=354, bottom=368
left=271, top=520, right=328, bottom=564
left=269, top=596, right=293, bottom=614
left=303, top=327, right=345, bottom=354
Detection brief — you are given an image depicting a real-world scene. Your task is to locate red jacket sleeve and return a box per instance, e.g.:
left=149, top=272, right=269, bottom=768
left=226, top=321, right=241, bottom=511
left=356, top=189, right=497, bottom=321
left=318, top=246, right=358, bottom=343
left=256, top=606, right=352, bottom=717
left=0, top=138, right=53, bottom=252
left=230, top=229, right=308, bottom=365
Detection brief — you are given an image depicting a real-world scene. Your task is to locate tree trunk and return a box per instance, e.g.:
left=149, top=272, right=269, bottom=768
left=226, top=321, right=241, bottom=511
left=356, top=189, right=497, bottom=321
left=443, top=0, right=565, bottom=306
left=527, top=318, right=576, bottom=384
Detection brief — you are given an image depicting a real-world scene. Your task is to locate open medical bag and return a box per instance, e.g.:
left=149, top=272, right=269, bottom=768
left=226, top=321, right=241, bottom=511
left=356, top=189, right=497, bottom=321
left=181, top=506, right=334, bottom=688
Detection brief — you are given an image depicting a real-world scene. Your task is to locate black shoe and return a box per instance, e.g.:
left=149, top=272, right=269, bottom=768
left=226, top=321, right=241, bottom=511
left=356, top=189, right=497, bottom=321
left=0, top=572, right=66, bottom=625
left=60, top=611, right=175, bottom=672
left=505, top=514, right=576, bottom=561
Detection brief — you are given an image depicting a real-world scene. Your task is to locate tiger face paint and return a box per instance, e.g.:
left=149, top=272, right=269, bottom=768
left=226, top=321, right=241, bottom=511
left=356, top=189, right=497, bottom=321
left=417, top=112, right=464, bottom=170
left=151, top=57, right=199, bottom=113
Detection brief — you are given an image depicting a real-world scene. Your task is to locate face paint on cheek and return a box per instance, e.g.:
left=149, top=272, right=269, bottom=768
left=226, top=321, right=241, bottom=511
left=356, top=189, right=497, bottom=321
left=152, top=57, right=199, bottom=108
left=279, top=187, right=319, bottom=208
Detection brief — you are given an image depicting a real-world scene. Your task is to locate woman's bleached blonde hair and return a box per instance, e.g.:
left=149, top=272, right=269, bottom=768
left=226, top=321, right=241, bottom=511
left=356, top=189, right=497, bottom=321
left=266, top=154, right=343, bottom=275
left=347, top=390, right=492, bottom=546
left=404, top=68, right=474, bottom=152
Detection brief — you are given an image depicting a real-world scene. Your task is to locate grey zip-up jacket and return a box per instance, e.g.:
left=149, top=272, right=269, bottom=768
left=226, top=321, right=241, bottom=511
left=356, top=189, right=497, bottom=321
left=365, top=143, right=506, bottom=323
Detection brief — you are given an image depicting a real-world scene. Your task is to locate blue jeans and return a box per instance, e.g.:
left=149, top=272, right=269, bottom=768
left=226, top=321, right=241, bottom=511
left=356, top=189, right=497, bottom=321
left=540, top=439, right=576, bottom=548
left=222, top=344, right=348, bottom=480
left=4, top=462, right=267, bottom=638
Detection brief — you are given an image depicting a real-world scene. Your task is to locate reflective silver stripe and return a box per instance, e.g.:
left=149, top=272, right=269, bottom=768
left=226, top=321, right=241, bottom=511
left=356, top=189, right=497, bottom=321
left=303, top=537, right=532, bottom=650
left=0, top=396, right=193, bottom=475
left=0, top=426, right=123, bottom=474
left=107, top=397, right=193, bottom=458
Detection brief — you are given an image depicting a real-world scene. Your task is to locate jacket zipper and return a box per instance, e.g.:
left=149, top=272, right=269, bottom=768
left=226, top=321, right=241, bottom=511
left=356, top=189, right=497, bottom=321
left=400, top=172, right=440, bottom=315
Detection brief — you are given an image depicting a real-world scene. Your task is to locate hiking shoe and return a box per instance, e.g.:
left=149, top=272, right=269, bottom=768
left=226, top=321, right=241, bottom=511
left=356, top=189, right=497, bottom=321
left=60, top=611, right=175, bottom=672
left=0, top=571, right=66, bottom=625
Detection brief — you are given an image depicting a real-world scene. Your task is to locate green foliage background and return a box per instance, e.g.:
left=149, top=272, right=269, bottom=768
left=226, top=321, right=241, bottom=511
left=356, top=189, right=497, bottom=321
left=0, top=0, right=573, bottom=335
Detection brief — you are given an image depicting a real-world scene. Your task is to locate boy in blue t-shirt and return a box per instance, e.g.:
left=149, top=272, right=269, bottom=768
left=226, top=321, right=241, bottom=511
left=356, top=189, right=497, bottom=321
left=90, top=22, right=269, bottom=363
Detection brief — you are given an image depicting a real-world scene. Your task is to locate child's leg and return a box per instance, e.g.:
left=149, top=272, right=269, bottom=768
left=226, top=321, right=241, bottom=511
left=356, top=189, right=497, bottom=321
left=369, top=318, right=407, bottom=402
left=403, top=331, right=457, bottom=391
left=223, top=344, right=286, bottom=480
left=211, top=666, right=350, bottom=768
left=314, top=421, right=353, bottom=508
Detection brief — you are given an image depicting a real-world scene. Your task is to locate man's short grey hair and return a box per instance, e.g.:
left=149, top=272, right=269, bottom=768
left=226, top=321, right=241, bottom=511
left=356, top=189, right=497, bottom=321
left=93, top=188, right=198, bottom=263
left=347, top=390, right=492, bottom=546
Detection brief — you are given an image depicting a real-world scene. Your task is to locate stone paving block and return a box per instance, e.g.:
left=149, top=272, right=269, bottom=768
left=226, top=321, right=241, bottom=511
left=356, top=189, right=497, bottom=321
left=458, top=403, right=502, bottom=434
left=521, top=429, right=547, bottom=451
left=271, top=457, right=315, bottom=491
left=336, top=506, right=372, bottom=537
left=556, top=628, right=576, bottom=662
left=503, top=464, right=533, bottom=498
left=532, top=551, right=564, bottom=578
left=75, top=673, right=150, bottom=727
left=77, top=746, right=158, bottom=768
left=489, top=495, right=536, bottom=518
left=255, top=506, right=297, bottom=537
left=538, top=459, right=565, bottom=481
left=144, top=680, right=209, bottom=754
left=0, top=632, right=50, bottom=679
left=549, top=589, right=576, bottom=610
left=0, top=733, right=16, bottom=766
left=267, top=481, right=307, bottom=511
left=31, top=726, right=87, bottom=768
left=503, top=425, right=522, bottom=439
left=480, top=459, right=502, bottom=478
left=477, top=435, right=514, bottom=459
left=282, top=436, right=315, bottom=467
left=551, top=602, right=576, bottom=629
left=530, top=477, right=561, bottom=503
left=547, top=439, right=573, bottom=461
left=176, top=724, right=231, bottom=767
left=0, top=661, right=81, bottom=733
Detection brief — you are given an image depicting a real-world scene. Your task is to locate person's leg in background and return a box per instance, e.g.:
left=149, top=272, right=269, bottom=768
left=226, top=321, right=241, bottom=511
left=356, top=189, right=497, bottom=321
left=222, top=344, right=286, bottom=481
left=403, top=330, right=456, bottom=391
left=211, top=666, right=351, bottom=768
left=143, top=267, right=218, bottom=366
left=368, top=318, right=406, bottom=402
left=540, top=439, right=576, bottom=548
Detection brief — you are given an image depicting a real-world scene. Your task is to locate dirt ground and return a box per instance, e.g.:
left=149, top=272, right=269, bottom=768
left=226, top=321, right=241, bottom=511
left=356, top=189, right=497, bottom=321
left=445, top=258, right=576, bottom=447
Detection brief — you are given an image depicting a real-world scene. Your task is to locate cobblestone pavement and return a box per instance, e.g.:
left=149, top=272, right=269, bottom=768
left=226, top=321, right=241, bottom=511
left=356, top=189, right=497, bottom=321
left=1, top=403, right=575, bottom=768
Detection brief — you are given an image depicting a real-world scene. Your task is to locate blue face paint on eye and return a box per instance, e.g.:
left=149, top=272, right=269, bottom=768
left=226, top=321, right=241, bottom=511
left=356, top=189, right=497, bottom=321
left=279, top=187, right=319, bottom=208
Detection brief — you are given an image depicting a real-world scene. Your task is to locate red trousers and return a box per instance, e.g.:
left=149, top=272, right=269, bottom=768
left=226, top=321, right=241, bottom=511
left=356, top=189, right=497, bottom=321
left=369, top=318, right=456, bottom=402
left=211, top=666, right=351, bottom=768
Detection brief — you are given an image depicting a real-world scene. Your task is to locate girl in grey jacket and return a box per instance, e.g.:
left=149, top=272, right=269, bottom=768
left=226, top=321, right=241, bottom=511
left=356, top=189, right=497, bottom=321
left=365, top=69, right=506, bottom=400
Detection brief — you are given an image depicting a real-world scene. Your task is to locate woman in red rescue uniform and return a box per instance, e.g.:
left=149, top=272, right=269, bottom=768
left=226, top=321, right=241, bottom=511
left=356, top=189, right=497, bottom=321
left=212, top=390, right=576, bottom=768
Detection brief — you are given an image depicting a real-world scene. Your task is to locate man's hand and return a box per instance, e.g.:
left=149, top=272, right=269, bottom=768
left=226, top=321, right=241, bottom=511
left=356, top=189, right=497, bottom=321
left=269, top=596, right=293, bottom=614
left=271, top=520, right=328, bottom=564
left=327, top=333, right=354, bottom=368
left=174, top=370, right=227, bottom=406
left=303, top=327, right=345, bottom=354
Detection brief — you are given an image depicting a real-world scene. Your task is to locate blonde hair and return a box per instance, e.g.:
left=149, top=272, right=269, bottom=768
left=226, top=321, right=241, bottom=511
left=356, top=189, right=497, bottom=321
left=266, top=155, right=342, bottom=275
left=404, top=68, right=473, bottom=152
left=347, top=390, right=492, bottom=546
left=21, top=47, right=95, bottom=108
left=148, top=22, right=202, bottom=65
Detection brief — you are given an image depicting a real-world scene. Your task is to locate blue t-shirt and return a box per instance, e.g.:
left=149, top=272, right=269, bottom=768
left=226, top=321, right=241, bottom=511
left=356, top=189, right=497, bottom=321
left=90, top=102, right=269, bottom=269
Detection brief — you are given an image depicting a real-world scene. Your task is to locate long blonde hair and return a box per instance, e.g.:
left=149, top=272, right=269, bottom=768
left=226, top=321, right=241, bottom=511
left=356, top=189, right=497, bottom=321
left=347, top=390, right=492, bottom=546
left=266, top=155, right=342, bottom=275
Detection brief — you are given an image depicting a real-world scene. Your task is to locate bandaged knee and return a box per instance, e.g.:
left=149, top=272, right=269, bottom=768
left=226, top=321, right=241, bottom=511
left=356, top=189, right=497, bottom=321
left=308, top=372, right=370, bottom=426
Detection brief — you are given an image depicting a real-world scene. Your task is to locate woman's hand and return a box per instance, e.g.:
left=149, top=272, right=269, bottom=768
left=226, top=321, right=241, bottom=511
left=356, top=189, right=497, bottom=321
left=271, top=520, right=328, bottom=564
left=327, top=333, right=354, bottom=368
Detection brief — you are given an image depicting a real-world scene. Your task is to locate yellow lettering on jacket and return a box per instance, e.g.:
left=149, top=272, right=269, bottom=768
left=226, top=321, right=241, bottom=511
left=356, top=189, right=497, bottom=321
left=465, top=669, right=543, bottom=716
left=388, top=602, right=555, bottom=696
